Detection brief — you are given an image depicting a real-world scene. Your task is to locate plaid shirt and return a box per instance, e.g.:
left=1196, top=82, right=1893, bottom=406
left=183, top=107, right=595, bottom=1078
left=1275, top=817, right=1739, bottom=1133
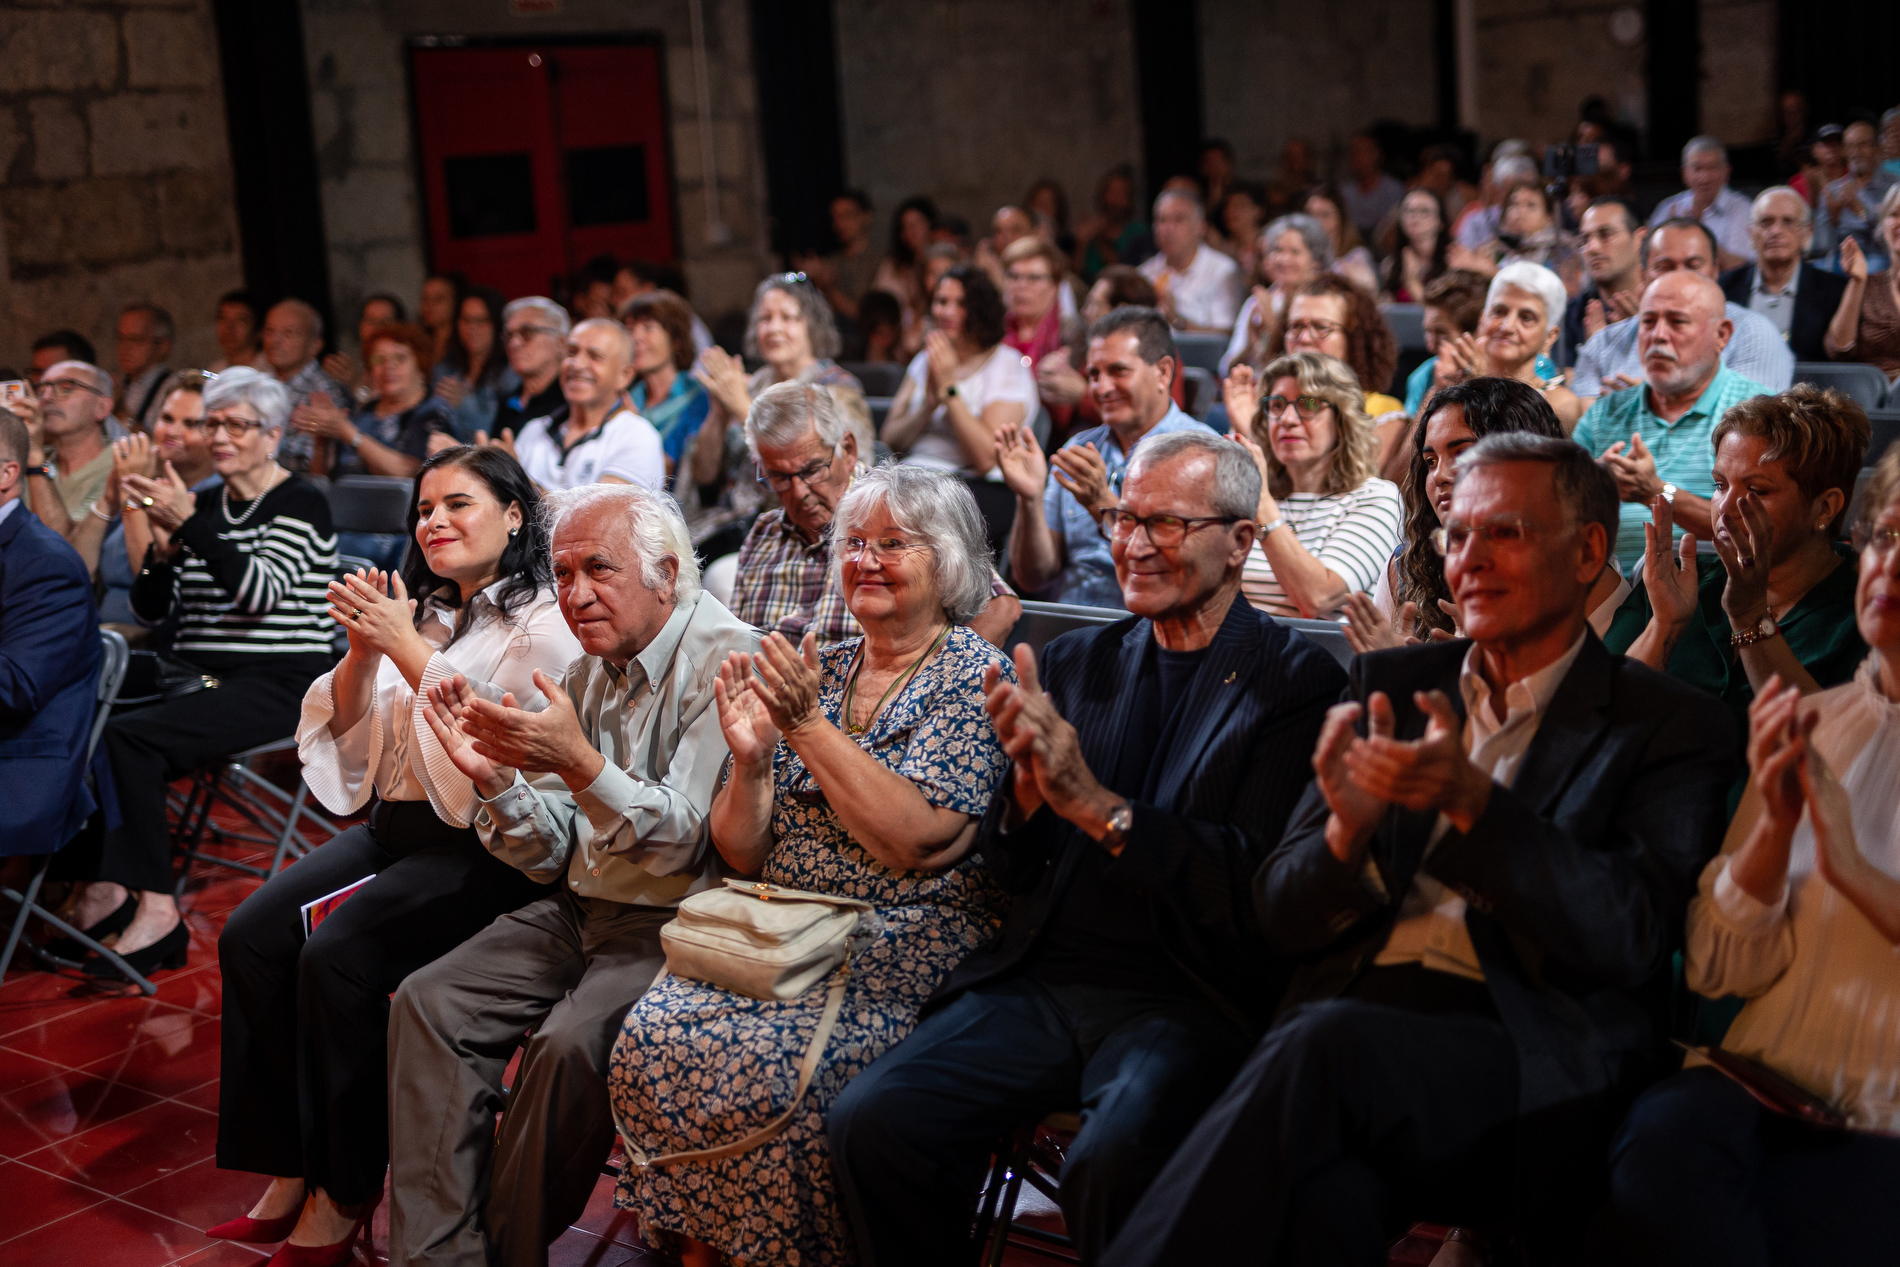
left=270, top=361, right=350, bottom=472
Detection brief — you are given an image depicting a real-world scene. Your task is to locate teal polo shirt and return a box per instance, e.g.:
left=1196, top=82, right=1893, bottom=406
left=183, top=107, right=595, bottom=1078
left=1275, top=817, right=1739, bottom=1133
left=1571, top=365, right=1772, bottom=572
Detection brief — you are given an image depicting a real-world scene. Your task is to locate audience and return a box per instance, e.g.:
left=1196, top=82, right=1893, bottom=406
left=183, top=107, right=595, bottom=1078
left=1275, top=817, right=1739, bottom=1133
left=0, top=410, right=101, bottom=858
left=1649, top=136, right=1756, bottom=270
left=322, top=293, right=404, bottom=406
left=620, top=290, right=709, bottom=472
left=1598, top=445, right=1900, bottom=1264
left=1403, top=271, right=1520, bottom=417
left=1381, top=188, right=1451, bottom=303
left=1720, top=188, right=1853, bottom=363
left=853, top=289, right=905, bottom=365
left=265, top=299, right=351, bottom=474
left=13, top=359, right=115, bottom=543
left=973, top=204, right=1035, bottom=293
left=1242, top=273, right=1403, bottom=421
left=1104, top=432, right=1740, bottom=1266
left=1825, top=185, right=1900, bottom=383
left=1034, top=267, right=1188, bottom=437
left=387, top=481, right=755, bottom=1267
left=883, top=265, right=1035, bottom=476
left=1077, top=163, right=1150, bottom=278
left=497, top=318, right=663, bottom=493
left=1453, top=150, right=1538, bottom=253
left=1303, top=186, right=1380, bottom=295
left=1816, top=119, right=1898, bottom=268
left=873, top=194, right=940, bottom=347
left=1339, top=131, right=1406, bottom=244
left=1495, top=179, right=1582, bottom=294
left=293, top=323, right=453, bottom=491
left=610, top=466, right=1014, bottom=1266
left=831, top=430, right=1348, bottom=1264
left=419, top=272, right=465, bottom=365
left=65, top=367, right=337, bottom=983
left=798, top=189, right=879, bottom=322
left=1424, top=262, right=1584, bottom=430
left=212, top=447, right=575, bottom=1259
left=1572, top=219, right=1793, bottom=405
left=1226, top=351, right=1403, bottom=618
left=1222, top=213, right=1331, bottom=377
left=1002, top=235, right=1075, bottom=375
left=729, top=380, right=1018, bottom=647
left=115, top=301, right=175, bottom=432
left=1606, top=385, right=1869, bottom=712
left=611, top=261, right=715, bottom=351
left=1000, top=307, right=1209, bottom=608
left=485, top=297, right=570, bottom=444
left=211, top=289, right=268, bottom=373
left=432, top=286, right=515, bottom=442
left=1575, top=271, right=1775, bottom=572
left=30, top=329, right=98, bottom=383
left=1209, top=181, right=1268, bottom=280
left=1561, top=198, right=1648, bottom=365
left=1138, top=190, right=1245, bottom=334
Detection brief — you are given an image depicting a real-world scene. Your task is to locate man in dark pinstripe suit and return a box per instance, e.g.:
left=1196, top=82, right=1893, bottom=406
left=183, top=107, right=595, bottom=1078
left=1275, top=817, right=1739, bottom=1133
left=830, top=430, right=1349, bottom=1265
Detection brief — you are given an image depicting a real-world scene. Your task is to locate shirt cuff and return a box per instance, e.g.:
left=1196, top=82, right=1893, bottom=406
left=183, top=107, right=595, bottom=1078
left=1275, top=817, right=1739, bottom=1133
left=1711, top=856, right=1788, bottom=931
left=572, top=758, right=642, bottom=840
left=479, top=772, right=539, bottom=826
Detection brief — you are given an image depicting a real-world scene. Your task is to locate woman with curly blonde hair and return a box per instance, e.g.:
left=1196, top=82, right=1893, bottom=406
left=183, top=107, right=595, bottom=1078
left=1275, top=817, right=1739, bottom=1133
left=1230, top=351, right=1403, bottom=618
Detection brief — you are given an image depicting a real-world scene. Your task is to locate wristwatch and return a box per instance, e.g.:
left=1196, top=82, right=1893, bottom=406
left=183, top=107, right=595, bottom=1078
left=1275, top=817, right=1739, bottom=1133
left=1260, top=515, right=1288, bottom=536
left=1099, top=801, right=1134, bottom=854
left=1731, top=613, right=1780, bottom=648
left=28, top=464, right=56, bottom=480
left=1660, top=482, right=1678, bottom=504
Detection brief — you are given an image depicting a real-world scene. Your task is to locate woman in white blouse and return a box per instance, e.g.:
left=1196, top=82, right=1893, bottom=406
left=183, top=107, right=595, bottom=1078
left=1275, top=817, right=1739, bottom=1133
left=211, top=446, right=581, bottom=1260
left=1598, top=445, right=1900, bottom=1266
left=882, top=264, right=1037, bottom=477
left=1228, top=351, right=1403, bottom=619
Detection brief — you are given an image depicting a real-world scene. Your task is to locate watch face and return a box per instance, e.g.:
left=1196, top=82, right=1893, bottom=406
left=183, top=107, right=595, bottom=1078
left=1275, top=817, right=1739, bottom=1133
left=1759, top=616, right=1777, bottom=636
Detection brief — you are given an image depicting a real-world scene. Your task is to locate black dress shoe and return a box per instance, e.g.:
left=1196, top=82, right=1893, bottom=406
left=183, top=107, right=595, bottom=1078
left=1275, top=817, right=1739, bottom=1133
left=82, top=919, right=189, bottom=980
left=41, top=895, right=139, bottom=962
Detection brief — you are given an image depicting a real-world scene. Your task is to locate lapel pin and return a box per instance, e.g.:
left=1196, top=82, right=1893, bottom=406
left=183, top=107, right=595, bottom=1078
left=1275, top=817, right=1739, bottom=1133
left=1223, top=670, right=1237, bottom=684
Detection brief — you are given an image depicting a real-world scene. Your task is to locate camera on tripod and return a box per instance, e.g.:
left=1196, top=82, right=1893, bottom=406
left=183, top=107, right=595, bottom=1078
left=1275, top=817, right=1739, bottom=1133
left=1542, top=143, right=1600, bottom=199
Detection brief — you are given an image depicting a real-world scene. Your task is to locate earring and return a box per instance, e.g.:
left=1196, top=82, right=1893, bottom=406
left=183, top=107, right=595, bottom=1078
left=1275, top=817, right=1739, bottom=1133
left=509, top=528, right=518, bottom=538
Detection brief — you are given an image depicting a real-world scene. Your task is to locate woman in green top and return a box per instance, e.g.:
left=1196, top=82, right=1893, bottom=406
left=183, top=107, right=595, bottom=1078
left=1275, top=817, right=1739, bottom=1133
left=1607, top=385, right=1870, bottom=709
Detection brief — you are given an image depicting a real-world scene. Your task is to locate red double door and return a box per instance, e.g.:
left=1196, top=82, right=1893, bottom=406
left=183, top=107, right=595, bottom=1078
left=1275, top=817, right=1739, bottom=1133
left=410, top=41, right=677, bottom=299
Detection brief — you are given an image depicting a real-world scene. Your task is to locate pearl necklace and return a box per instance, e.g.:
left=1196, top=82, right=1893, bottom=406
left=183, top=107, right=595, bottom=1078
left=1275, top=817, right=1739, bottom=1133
left=221, top=464, right=286, bottom=526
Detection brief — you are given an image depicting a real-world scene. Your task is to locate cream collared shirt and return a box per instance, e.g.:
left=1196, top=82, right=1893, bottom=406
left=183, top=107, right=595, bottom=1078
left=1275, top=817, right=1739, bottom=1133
left=474, top=590, right=759, bottom=906
left=1373, top=633, right=1589, bottom=981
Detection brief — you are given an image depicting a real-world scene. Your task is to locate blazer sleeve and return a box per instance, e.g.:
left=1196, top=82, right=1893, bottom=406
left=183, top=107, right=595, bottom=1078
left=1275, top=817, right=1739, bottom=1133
left=0, top=528, right=96, bottom=721
left=1428, top=683, right=1740, bottom=990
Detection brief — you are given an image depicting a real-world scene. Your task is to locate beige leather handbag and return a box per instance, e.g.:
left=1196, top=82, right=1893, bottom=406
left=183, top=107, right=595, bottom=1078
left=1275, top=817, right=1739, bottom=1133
left=616, top=879, right=875, bottom=1171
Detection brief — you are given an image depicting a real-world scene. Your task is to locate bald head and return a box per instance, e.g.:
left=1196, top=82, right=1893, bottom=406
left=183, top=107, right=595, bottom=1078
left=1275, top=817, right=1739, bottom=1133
left=1636, top=271, right=1730, bottom=399
left=561, top=317, right=635, bottom=413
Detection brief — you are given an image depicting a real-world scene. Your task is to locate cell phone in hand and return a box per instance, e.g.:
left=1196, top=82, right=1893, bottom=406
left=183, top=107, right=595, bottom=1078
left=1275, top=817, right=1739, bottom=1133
left=0, top=380, right=29, bottom=410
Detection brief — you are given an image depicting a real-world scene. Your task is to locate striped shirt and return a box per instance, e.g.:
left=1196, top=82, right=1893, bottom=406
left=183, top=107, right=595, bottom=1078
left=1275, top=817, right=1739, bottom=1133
left=1240, top=478, right=1404, bottom=619
left=132, top=476, right=339, bottom=663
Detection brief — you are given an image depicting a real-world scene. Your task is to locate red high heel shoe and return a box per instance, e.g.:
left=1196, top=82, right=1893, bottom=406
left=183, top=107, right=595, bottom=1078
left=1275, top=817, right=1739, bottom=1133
left=264, top=1191, right=382, bottom=1267
left=206, top=1210, right=302, bottom=1244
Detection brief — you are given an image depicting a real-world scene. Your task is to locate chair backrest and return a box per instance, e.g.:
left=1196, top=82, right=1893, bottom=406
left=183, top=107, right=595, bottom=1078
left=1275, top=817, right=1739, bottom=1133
left=1173, top=333, right=1228, bottom=376
left=328, top=475, right=415, bottom=536
left=1003, top=599, right=1125, bottom=659
left=1793, top=362, right=1890, bottom=412
left=1868, top=409, right=1899, bottom=466
left=962, top=475, right=1019, bottom=564
left=867, top=396, right=893, bottom=432
left=88, top=629, right=130, bottom=766
left=1180, top=366, right=1218, bottom=421
left=841, top=361, right=905, bottom=398
left=1278, top=617, right=1356, bottom=669
left=1382, top=303, right=1428, bottom=351
left=1029, top=406, right=1052, bottom=451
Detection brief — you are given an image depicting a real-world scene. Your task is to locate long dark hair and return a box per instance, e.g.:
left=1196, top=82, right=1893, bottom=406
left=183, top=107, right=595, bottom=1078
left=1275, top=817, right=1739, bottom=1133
left=888, top=195, right=940, bottom=268
left=1382, top=189, right=1451, bottom=297
left=934, top=265, right=1007, bottom=351
left=1398, top=377, right=1566, bottom=634
left=400, top=445, right=552, bottom=636
left=442, top=285, right=508, bottom=386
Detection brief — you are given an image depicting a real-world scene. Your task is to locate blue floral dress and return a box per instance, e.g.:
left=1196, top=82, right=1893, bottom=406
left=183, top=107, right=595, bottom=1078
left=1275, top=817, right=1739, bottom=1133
left=606, top=625, right=1013, bottom=1265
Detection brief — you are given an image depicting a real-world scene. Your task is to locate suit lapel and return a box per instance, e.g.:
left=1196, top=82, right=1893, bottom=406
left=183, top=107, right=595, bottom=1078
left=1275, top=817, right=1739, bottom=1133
left=1503, top=634, right=1615, bottom=817
left=1150, top=605, right=1263, bottom=809
left=1071, top=619, right=1152, bottom=784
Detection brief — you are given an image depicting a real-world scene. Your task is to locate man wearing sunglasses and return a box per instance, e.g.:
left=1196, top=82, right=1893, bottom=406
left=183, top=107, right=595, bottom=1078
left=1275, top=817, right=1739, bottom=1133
left=7, top=359, right=116, bottom=544
left=1107, top=431, right=1740, bottom=1266
left=832, top=429, right=1347, bottom=1264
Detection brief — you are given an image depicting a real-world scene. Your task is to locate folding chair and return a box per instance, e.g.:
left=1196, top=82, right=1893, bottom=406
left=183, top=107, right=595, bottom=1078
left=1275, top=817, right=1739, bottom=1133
left=170, top=736, right=345, bottom=888
left=1172, top=333, right=1227, bottom=376
left=1, top=630, right=165, bottom=994
left=973, top=1113, right=1082, bottom=1264
left=840, top=361, right=905, bottom=398
left=1793, top=362, right=1890, bottom=412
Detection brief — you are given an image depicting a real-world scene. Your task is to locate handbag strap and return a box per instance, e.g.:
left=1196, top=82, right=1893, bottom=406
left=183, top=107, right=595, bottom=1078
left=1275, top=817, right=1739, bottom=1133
left=614, top=965, right=850, bottom=1171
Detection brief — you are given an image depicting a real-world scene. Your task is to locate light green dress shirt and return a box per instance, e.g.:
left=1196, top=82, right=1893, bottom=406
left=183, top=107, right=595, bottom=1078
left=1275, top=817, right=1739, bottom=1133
left=474, top=590, right=760, bottom=906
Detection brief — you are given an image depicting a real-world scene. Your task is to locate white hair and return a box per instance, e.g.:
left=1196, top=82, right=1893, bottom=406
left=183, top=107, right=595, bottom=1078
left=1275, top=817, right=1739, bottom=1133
left=1153, top=188, right=1205, bottom=221
left=1751, top=185, right=1811, bottom=227
left=501, top=296, right=573, bottom=339
left=1682, top=135, right=1727, bottom=164
left=1491, top=155, right=1538, bottom=187
left=203, top=366, right=291, bottom=432
left=271, top=298, right=324, bottom=341
left=1127, top=428, right=1261, bottom=521
left=1487, top=261, right=1568, bottom=337
left=540, top=482, right=701, bottom=604
left=745, top=379, right=848, bottom=463
left=830, top=465, right=993, bottom=624
left=42, top=359, right=114, bottom=400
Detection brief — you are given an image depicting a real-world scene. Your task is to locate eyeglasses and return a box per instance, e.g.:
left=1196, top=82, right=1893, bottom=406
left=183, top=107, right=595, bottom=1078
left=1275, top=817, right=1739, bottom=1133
left=1285, top=319, right=1345, bottom=341
left=37, top=379, right=106, bottom=401
left=842, top=535, right=931, bottom=562
left=203, top=415, right=266, bottom=438
left=1432, top=513, right=1557, bottom=556
left=1098, top=509, right=1243, bottom=548
left=768, top=271, right=810, bottom=285
left=1852, top=521, right=1900, bottom=559
left=503, top=325, right=561, bottom=344
left=1263, top=394, right=1329, bottom=420
left=756, top=452, right=838, bottom=491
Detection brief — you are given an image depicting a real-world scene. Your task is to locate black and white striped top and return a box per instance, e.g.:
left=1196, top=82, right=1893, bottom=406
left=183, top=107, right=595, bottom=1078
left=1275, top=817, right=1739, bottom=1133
left=1240, top=478, right=1405, bottom=619
left=133, top=476, right=339, bottom=665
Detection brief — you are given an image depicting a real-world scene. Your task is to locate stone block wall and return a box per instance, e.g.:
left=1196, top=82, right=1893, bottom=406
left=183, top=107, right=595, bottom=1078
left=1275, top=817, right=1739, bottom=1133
left=299, top=0, right=771, bottom=346
left=0, top=0, right=242, bottom=372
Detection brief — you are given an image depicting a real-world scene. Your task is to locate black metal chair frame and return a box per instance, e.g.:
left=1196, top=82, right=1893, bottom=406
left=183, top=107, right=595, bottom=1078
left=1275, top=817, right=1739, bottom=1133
left=169, top=737, right=345, bottom=891
left=972, top=1115, right=1081, bottom=1264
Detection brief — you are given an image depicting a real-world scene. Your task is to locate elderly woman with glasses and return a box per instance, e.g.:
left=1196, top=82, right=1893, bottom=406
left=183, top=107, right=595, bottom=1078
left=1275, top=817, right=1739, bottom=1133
left=1228, top=351, right=1403, bottom=619
left=1219, top=212, right=1333, bottom=377
left=1423, top=261, right=1584, bottom=430
left=59, top=367, right=338, bottom=983
left=1596, top=441, right=1900, bottom=1266
left=605, top=466, right=1013, bottom=1267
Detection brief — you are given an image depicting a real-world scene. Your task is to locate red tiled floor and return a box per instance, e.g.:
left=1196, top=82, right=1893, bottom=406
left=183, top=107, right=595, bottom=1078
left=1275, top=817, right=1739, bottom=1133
left=118, top=1155, right=275, bottom=1235
left=0, top=1069, right=162, bottom=1158
left=570, top=1170, right=644, bottom=1249
left=0, top=1195, right=218, bottom=1267
left=1, top=998, right=203, bottom=1071
left=170, top=1078, right=221, bottom=1114
left=79, top=1013, right=223, bottom=1100
left=20, top=1096, right=220, bottom=1196
left=0, top=1157, right=112, bottom=1243
left=0, top=1045, right=69, bottom=1095
left=163, top=1244, right=271, bottom=1267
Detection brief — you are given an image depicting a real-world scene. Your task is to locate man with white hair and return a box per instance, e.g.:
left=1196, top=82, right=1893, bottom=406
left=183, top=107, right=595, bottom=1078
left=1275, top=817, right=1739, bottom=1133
left=1573, top=270, right=1772, bottom=571
left=262, top=298, right=349, bottom=472
left=1138, top=189, right=1243, bottom=333
left=499, top=317, right=664, bottom=492
left=1718, top=186, right=1852, bottom=361
left=1648, top=136, right=1755, bottom=269
left=487, top=296, right=571, bottom=441
left=7, top=359, right=116, bottom=544
left=1572, top=219, right=1793, bottom=403
left=389, top=481, right=757, bottom=1267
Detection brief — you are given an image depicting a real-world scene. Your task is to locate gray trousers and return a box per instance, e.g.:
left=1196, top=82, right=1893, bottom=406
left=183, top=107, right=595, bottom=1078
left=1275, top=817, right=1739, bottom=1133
left=386, top=890, right=670, bottom=1267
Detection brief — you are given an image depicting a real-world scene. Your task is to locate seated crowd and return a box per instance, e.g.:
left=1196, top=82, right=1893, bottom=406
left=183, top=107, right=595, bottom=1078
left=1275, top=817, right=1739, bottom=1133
left=5, top=110, right=1900, bottom=1267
